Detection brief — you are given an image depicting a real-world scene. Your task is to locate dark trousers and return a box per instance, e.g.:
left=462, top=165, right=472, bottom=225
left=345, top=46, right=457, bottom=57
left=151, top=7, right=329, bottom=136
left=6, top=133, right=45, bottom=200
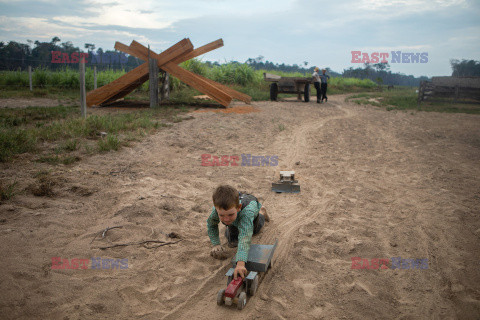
left=225, top=213, right=265, bottom=243
left=314, top=82, right=321, bottom=102
left=320, top=83, right=328, bottom=101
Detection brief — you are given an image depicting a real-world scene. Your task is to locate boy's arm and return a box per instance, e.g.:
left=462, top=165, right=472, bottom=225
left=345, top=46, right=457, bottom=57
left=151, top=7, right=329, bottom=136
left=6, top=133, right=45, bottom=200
left=206, top=207, right=221, bottom=246
left=234, top=201, right=259, bottom=262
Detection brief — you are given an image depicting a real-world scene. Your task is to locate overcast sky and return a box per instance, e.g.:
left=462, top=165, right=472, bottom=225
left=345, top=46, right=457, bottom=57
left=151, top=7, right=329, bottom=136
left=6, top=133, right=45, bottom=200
left=1, top=0, right=479, bottom=77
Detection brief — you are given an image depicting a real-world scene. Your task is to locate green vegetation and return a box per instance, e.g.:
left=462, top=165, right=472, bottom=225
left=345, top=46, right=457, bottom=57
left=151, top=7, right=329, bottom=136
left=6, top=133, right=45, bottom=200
left=346, top=87, right=480, bottom=114
left=1, top=60, right=377, bottom=96
left=0, top=180, right=17, bottom=201
left=2, top=60, right=475, bottom=166
left=0, top=105, right=186, bottom=163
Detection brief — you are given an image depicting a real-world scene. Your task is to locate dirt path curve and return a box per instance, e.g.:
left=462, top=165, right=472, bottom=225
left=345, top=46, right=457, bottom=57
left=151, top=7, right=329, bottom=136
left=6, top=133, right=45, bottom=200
left=0, top=95, right=479, bottom=319
left=162, top=98, right=356, bottom=320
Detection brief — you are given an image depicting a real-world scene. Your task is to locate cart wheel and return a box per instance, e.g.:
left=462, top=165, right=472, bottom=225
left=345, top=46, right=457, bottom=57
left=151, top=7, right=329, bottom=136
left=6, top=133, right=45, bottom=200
left=217, top=289, right=225, bottom=306
left=270, top=83, right=278, bottom=101
left=227, top=275, right=233, bottom=286
left=249, top=275, right=259, bottom=296
left=237, top=292, right=247, bottom=310
left=304, top=83, right=310, bottom=102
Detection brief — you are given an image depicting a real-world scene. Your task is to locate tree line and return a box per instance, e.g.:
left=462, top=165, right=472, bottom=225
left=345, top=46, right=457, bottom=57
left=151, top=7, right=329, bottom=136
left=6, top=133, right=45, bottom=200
left=0, top=37, right=143, bottom=71
left=245, top=56, right=480, bottom=86
left=1, top=38, right=479, bottom=87
left=245, top=56, right=429, bottom=86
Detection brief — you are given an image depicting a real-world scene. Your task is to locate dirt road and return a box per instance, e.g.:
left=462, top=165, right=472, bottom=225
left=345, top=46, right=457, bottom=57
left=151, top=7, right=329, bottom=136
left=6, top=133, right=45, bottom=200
left=1, top=95, right=479, bottom=319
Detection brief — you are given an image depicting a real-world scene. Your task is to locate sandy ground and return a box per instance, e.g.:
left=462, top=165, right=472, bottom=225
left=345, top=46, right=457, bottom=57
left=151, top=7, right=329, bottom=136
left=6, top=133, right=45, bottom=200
left=0, top=95, right=479, bottom=319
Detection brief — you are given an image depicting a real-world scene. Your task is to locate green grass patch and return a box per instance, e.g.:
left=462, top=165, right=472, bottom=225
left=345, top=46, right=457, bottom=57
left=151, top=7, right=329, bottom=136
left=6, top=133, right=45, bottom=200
left=0, top=104, right=187, bottom=163
left=1, top=63, right=377, bottom=100
left=98, top=135, right=120, bottom=152
left=0, top=180, right=17, bottom=201
left=346, top=87, right=480, bottom=114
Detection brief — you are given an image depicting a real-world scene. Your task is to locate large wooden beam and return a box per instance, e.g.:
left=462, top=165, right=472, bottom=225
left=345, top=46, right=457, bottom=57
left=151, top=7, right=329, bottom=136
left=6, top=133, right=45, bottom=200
left=125, top=41, right=232, bottom=106
left=193, top=70, right=252, bottom=104
left=105, top=39, right=225, bottom=105
left=172, top=39, right=224, bottom=64
left=86, top=63, right=148, bottom=106
left=86, top=38, right=193, bottom=106
left=101, top=73, right=150, bottom=105
left=127, top=40, right=251, bottom=104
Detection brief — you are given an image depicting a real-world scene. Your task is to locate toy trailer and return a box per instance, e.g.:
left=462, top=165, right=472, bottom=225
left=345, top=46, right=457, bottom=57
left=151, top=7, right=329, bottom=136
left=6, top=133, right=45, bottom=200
left=264, top=73, right=311, bottom=102
left=272, top=171, right=300, bottom=193
left=217, top=240, right=278, bottom=310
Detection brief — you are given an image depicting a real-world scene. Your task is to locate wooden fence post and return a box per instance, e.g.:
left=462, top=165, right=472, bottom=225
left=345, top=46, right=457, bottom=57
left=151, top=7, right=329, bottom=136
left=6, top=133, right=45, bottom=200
left=149, top=57, right=159, bottom=108
left=417, top=81, right=425, bottom=107
left=80, top=57, right=87, bottom=118
left=161, top=71, right=170, bottom=102
left=28, top=66, right=32, bottom=91
left=94, top=66, right=97, bottom=90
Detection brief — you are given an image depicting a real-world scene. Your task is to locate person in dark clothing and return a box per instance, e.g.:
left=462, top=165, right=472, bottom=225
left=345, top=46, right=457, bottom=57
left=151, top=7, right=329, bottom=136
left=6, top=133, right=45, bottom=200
left=312, top=67, right=322, bottom=103
left=320, top=68, right=330, bottom=102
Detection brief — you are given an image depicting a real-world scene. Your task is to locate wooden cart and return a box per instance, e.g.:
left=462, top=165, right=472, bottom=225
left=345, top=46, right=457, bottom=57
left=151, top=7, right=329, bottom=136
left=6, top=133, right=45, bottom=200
left=263, top=73, right=311, bottom=102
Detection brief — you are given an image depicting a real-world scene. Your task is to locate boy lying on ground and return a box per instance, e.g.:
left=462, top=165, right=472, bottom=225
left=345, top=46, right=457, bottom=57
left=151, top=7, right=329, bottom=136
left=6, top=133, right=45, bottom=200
left=207, top=185, right=269, bottom=279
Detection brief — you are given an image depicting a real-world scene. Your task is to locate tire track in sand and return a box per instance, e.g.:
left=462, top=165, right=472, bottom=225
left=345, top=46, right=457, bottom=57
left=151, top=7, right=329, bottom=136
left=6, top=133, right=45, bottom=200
left=161, top=100, right=356, bottom=319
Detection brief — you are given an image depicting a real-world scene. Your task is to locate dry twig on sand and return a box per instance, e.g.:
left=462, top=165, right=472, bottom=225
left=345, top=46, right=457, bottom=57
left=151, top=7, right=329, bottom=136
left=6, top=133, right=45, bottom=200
left=90, top=225, right=123, bottom=244
left=98, top=239, right=183, bottom=250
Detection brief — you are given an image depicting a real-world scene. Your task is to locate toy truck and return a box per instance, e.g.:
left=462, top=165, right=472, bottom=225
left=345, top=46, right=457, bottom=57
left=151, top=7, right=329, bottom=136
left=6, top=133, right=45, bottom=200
left=217, top=240, right=278, bottom=310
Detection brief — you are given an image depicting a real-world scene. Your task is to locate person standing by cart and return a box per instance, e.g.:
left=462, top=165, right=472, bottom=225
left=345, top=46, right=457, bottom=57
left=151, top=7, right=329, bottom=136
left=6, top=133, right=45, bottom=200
left=320, top=68, right=330, bottom=102
left=312, top=67, right=322, bottom=103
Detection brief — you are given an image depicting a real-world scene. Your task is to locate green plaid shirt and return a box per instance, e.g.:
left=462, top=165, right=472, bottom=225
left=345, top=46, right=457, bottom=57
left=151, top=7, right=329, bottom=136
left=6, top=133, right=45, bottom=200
left=207, top=201, right=261, bottom=262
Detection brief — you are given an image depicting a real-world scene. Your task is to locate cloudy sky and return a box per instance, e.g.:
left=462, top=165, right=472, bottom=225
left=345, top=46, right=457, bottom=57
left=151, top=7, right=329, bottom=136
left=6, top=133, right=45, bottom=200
left=1, top=0, right=479, bottom=77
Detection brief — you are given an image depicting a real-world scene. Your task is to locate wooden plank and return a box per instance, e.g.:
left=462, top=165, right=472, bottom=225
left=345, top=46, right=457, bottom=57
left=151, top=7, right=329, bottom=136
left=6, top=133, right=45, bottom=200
left=128, top=41, right=232, bottom=106
left=172, top=39, right=224, bottom=64
left=102, top=73, right=150, bottom=105
left=142, top=38, right=193, bottom=66
left=162, top=63, right=232, bottom=106
left=117, top=39, right=250, bottom=104
left=264, top=73, right=282, bottom=81
left=86, top=63, right=149, bottom=106
left=79, top=59, right=86, bottom=117
left=103, top=39, right=200, bottom=106
left=197, top=75, right=251, bottom=104
left=432, top=76, right=480, bottom=89
left=87, top=38, right=193, bottom=106
left=175, top=40, right=251, bottom=103
left=149, top=57, right=159, bottom=107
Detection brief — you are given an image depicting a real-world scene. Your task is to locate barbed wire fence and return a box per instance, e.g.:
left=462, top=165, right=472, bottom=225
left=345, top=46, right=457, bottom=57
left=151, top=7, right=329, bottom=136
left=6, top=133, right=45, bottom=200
left=1, top=54, right=169, bottom=114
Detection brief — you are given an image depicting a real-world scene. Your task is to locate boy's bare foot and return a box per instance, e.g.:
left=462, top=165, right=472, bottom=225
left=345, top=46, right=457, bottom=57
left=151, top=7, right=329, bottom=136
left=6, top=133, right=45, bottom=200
left=260, top=207, right=270, bottom=222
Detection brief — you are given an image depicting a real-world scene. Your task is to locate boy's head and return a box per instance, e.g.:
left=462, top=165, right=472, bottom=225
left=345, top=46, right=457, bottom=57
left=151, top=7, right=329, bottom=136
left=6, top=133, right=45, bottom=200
left=213, top=185, right=242, bottom=225
left=314, top=67, right=319, bottom=72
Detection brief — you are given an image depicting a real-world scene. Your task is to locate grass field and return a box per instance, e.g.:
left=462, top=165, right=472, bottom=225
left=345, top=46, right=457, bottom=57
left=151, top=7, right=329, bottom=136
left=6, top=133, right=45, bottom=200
left=0, top=104, right=189, bottom=163
left=0, top=60, right=377, bottom=93
left=346, top=87, right=480, bottom=114
left=2, top=62, right=477, bottom=166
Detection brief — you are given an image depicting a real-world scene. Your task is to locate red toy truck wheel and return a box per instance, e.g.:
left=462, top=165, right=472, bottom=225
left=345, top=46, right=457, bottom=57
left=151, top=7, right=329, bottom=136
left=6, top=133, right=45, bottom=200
left=237, top=292, right=247, bottom=310
left=217, top=289, right=225, bottom=306
left=249, top=275, right=259, bottom=296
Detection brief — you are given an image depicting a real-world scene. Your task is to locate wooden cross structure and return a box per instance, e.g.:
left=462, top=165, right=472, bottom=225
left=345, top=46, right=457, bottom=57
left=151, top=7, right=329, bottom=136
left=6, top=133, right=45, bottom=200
left=86, top=38, right=252, bottom=107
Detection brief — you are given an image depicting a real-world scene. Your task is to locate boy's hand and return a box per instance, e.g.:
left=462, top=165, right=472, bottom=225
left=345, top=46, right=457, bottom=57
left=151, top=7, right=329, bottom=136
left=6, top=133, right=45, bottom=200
left=210, top=245, right=228, bottom=260
left=234, top=261, right=247, bottom=279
